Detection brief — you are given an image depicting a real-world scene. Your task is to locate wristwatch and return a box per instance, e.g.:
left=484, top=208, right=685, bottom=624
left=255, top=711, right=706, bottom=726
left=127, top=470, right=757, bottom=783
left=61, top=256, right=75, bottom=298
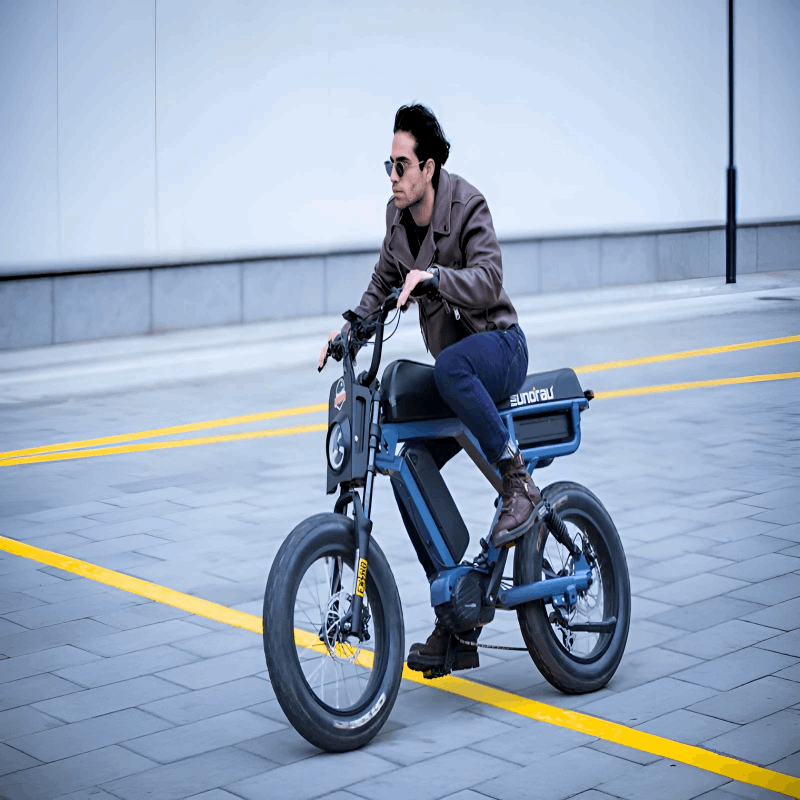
left=426, top=265, right=440, bottom=290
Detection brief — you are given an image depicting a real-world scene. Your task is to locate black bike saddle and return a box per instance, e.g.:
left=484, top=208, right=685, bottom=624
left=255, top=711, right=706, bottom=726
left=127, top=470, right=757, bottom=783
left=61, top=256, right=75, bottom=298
left=381, top=360, right=449, bottom=423
left=380, top=360, right=585, bottom=423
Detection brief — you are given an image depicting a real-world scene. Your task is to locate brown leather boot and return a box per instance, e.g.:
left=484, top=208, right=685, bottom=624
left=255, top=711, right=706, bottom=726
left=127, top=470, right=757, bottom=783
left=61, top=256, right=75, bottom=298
left=491, top=451, right=542, bottom=546
left=407, top=622, right=479, bottom=676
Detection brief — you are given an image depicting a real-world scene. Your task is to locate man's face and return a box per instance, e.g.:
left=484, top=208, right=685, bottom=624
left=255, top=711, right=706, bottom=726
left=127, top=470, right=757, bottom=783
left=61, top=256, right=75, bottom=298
left=388, top=131, right=431, bottom=211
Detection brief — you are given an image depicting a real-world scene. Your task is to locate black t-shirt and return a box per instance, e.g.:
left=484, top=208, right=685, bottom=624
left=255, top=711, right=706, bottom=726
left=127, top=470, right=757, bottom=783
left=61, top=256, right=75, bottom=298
left=402, top=213, right=429, bottom=262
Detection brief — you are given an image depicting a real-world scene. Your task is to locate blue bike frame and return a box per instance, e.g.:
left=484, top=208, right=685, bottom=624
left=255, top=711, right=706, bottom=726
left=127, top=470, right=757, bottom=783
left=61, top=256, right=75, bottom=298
left=324, top=288, right=597, bottom=638
left=374, top=393, right=593, bottom=613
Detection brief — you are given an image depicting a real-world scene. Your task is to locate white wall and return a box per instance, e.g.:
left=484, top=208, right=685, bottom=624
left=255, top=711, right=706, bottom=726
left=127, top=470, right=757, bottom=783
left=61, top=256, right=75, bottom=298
left=1, top=0, right=798, bottom=268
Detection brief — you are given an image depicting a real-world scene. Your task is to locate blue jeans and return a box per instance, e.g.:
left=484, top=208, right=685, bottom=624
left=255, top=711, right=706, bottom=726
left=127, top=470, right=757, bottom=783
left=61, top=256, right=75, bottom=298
left=434, top=324, right=529, bottom=463
left=392, top=325, right=529, bottom=576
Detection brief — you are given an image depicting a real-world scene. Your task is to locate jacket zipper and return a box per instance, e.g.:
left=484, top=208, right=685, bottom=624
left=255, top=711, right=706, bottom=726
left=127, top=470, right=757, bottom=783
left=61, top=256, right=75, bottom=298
left=418, top=303, right=429, bottom=351
left=440, top=296, right=461, bottom=320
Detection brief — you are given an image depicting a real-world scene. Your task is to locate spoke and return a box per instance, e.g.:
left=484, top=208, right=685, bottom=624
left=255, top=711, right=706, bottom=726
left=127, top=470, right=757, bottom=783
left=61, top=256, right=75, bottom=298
left=293, top=551, right=377, bottom=711
left=295, top=595, right=321, bottom=632
left=314, top=559, right=327, bottom=612
left=302, top=654, right=327, bottom=685
left=344, top=662, right=353, bottom=707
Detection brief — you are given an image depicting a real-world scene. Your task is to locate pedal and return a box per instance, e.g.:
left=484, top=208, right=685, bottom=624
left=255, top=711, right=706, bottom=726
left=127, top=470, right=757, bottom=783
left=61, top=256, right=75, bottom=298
left=422, top=665, right=450, bottom=680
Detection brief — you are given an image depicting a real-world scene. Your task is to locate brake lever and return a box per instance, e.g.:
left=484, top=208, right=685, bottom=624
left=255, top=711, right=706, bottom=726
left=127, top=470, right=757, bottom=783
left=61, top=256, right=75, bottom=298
left=321, top=288, right=402, bottom=373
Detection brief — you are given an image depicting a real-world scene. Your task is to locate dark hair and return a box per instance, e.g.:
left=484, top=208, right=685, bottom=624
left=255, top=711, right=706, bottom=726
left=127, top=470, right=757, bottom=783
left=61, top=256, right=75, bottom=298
left=393, top=104, right=450, bottom=187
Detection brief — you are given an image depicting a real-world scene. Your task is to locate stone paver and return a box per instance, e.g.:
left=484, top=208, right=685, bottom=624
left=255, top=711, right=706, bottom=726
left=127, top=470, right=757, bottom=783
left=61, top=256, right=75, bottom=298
left=651, top=596, right=765, bottom=633
left=636, top=708, right=738, bottom=745
left=0, top=645, right=100, bottom=684
left=0, top=743, right=41, bottom=776
left=0, top=745, right=155, bottom=800
left=0, top=707, right=64, bottom=741
left=661, top=619, right=780, bottom=660
left=53, top=643, right=198, bottom=687
left=75, top=619, right=210, bottom=657
left=101, top=747, right=274, bottom=800
left=676, top=647, right=798, bottom=691
left=365, top=709, right=516, bottom=766
left=141, top=676, right=275, bottom=725
left=0, top=619, right=118, bottom=658
left=123, top=709, right=284, bottom=763
left=154, top=646, right=268, bottom=690
left=1, top=274, right=799, bottom=798
left=353, top=748, right=512, bottom=800
left=476, top=746, right=637, bottom=800
left=0, top=672, right=81, bottom=712
left=7, top=707, right=173, bottom=762
left=743, top=596, right=800, bottom=631
left=32, top=676, right=188, bottom=723
left=757, top=628, right=800, bottom=657
left=598, top=758, right=728, bottom=799
left=705, top=710, right=800, bottom=766
left=229, top=750, right=393, bottom=800
left=687, top=676, right=800, bottom=725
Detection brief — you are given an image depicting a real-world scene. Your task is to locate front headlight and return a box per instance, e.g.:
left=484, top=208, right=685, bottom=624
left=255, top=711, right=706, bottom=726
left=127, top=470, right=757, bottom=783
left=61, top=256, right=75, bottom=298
left=326, top=421, right=348, bottom=473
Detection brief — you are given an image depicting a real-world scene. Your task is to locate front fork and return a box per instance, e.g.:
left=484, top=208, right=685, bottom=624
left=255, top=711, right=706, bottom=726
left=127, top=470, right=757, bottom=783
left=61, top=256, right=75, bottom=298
left=336, top=398, right=381, bottom=643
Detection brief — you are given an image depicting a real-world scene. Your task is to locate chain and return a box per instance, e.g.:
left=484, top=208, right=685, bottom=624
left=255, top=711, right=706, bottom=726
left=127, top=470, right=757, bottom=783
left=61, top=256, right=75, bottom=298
left=452, top=632, right=529, bottom=652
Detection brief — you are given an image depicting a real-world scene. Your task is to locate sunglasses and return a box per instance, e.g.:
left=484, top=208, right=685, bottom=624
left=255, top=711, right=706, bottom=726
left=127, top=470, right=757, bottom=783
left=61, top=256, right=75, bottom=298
left=384, top=159, right=426, bottom=178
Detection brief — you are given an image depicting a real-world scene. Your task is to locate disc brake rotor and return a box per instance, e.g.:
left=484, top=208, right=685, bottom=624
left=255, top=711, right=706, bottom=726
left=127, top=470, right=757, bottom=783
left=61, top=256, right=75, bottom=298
left=321, top=590, right=361, bottom=663
left=550, top=531, right=601, bottom=654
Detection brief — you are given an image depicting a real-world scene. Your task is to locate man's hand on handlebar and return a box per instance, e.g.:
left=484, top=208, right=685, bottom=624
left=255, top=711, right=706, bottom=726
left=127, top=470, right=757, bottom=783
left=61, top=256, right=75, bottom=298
left=317, top=286, right=405, bottom=373
left=318, top=330, right=342, bottom=372
left=396, top=269, right=434, bottom=309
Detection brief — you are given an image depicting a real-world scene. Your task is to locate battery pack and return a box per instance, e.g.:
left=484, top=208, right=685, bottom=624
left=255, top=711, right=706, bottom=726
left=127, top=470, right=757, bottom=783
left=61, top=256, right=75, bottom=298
left=403, top=445, right=470, bottom=564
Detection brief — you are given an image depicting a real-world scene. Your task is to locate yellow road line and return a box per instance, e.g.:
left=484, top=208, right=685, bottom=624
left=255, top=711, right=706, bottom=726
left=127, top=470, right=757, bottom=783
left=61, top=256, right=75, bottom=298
left=1, top=534, right=797, bottom=798
left=594, top=372, right=800, bottom=400
left=0, top=403, right=328, bottom=460
left=0, top=536, right=259, bottom=633
left=0, top=423, right=328, bottom=467
left=574, top=334, right=800, bottom=374
left=3, top=372, right=799, bottom=468
left=422, top=672, right=800, bottom=797
left=4, top=334, right=797, bottom=462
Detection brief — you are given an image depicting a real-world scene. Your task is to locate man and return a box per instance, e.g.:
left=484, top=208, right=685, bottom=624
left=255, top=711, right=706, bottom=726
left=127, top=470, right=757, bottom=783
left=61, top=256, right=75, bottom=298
left=319, top=103, right=540, bottom=675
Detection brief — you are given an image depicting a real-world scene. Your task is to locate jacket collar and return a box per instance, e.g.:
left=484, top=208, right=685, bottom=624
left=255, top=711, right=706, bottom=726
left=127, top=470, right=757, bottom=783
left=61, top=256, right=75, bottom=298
left=389, top=168, right=453, bottom=236
left=389, top=169, right=453, bottom=270
left=430, top=168, right=453, bottom=236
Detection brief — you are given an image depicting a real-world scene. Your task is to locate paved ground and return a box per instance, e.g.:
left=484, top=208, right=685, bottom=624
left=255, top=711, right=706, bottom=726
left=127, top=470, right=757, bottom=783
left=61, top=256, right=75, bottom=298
left=0, top=272, right=799, bottom=799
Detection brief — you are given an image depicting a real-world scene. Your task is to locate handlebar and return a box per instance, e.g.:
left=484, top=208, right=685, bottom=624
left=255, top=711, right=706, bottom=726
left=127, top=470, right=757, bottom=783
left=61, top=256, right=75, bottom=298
left=356, top=287, right=402, bottom=387
left=319, top=285, right=404, bottom=385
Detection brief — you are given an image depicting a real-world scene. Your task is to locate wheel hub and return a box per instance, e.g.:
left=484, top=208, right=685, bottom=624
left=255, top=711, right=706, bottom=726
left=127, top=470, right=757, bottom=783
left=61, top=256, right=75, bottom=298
left=321, top=590, right=361, bottom=662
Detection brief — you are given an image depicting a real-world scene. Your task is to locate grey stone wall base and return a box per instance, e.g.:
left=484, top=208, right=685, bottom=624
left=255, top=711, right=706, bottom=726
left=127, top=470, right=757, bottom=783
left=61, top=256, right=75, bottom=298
left=1, top=222, right=798, bottom=350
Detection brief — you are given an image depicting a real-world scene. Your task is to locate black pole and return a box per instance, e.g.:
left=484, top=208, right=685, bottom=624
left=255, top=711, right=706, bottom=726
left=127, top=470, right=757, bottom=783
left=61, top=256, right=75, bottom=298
left=726, top=0, right=737, bottom=283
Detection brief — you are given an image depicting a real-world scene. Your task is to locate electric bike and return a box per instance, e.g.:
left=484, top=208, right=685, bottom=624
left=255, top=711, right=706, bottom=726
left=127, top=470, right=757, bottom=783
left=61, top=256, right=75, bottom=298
left=263, top=287, right=631, bottom=752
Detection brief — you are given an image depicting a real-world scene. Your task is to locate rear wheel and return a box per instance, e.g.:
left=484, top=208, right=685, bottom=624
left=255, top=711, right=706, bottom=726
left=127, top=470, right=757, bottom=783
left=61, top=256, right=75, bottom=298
left=514, top=482, right=630, bottom=693
left=263, top=513, right=404, bottom=751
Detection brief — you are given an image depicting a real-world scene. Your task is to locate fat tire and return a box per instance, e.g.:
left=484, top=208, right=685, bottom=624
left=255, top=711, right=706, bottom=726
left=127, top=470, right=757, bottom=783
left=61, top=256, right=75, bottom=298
left=514, top=482, right=630, bottom=694
left=263, top=513, right=404, bottom=751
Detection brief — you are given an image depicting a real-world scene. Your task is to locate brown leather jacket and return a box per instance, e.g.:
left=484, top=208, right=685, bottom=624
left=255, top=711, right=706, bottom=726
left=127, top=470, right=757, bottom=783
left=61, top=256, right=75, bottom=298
left=348, top=169, right=518, bottom=358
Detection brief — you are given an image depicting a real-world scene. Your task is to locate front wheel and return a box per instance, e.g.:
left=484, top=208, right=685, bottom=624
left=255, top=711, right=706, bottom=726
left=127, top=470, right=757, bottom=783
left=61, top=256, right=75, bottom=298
left=514, top=482, right=630, bottom=694
left=263, top=513, right=404, bottom=751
